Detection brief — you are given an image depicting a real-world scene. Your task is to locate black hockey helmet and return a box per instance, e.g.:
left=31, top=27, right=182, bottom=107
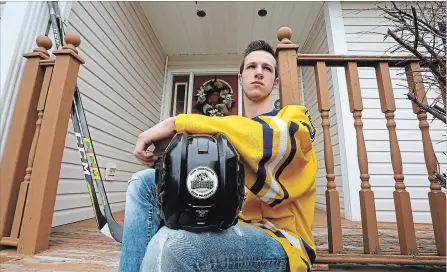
left=154, top=132, right=245, bottom=232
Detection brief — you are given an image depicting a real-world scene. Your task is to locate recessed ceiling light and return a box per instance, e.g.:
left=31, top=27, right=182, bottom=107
left=258, top=8, right=267, bottom=17
left=197, top=10, right=206, bottom=17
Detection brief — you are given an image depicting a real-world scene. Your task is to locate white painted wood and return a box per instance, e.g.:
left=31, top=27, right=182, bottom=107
left=168, top=54, right=243, bottom=70
left=50, top=1, right=166, bottom=227
left=324, top=1, right=364, bottom=221
left=140, top=2, right=324, bottom=57
left=0, top=2, right=5, bottom=18
left=160, top=55, right=169, bottom=121
left=341, top=1, right=446, bottom=223
left=163, top=70, right=174, bottom=119
left=187, top=72, right=194, bottom=114
left=300, top=10, right=345, bottom=217
left=0, top=2, right=50, bottom=163
left=238, top=78, right=243, bottom=116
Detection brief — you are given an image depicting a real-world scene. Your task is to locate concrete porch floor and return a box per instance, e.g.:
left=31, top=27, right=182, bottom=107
left=0, top=209, right=444, bottom=271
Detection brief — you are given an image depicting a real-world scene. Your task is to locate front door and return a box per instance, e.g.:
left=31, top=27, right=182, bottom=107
left=192, top=75, right=239, bottom=116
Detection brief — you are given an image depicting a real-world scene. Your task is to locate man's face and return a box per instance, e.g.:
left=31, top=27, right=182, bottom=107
left=239, top=50, right=278, bottom=102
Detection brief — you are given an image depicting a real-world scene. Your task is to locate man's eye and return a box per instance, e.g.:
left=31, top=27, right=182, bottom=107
left=264, top=67, right=272, bottom=71
left=247, top=65, right=255, bottom=69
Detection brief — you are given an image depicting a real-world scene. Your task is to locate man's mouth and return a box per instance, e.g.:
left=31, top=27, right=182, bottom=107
left=251, top=81, right=264, bottom=86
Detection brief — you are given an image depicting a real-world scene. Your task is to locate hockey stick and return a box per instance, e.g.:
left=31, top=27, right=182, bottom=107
left=71, top=97, right=108, bottom=232
left=72, top=89, right=123, bottom=243
left=46, top=1, right=123, bottom=242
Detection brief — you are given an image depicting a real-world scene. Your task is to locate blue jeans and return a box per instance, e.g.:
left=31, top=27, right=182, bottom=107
left=118, top=168, right=289, bottom=272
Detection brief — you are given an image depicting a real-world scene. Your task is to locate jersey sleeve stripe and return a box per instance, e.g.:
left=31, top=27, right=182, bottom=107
left=250, top=116, right=273, bottom=195
left=269, top=121, right=299, bottom=207
left=260, top=117, right=288, bottom=202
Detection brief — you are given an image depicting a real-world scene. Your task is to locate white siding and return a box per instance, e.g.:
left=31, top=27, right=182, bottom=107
left=0, top=2, right=5, bottom=18
left=52, top=1, right=166, bottom=226
left=300, top=11, right=344, bottom=216
left=0, top=2, right=50, bottom=162
left=270, top=86, right=284, bottom=111
left=341, top=1, right=446, bottom=223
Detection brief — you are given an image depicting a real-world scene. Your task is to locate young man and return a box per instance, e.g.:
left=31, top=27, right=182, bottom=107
left=119, top=40, right=317, bottom=272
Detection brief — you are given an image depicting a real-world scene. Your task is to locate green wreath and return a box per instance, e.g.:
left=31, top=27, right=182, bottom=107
left=195, top=78, right=234, bottom=116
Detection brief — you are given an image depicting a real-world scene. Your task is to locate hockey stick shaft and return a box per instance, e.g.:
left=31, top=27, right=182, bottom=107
left=71, top=99, right=108, bottom=230
left=46, top=2, right=62, bottom=49
left=73, top=88, right=123, bottom=243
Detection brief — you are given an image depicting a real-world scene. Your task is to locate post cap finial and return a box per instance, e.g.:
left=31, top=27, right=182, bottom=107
left=277, top=27, right=292, bottom=44
left=34, top=35, right=52, bottom=55
left=63, top=32, right=81, bottom=53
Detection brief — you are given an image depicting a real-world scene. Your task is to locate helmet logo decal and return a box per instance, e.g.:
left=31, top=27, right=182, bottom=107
left=187, top=166, right=219, bottom=199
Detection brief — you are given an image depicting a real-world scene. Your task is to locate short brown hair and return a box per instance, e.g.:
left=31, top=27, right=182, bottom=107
left=239, top=40, right=278, bottom=79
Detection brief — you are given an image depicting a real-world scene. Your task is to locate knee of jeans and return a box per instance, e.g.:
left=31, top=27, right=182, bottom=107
left=126, top=168, right=156, bottom=200
left=148, top=228, right=202, bottom=268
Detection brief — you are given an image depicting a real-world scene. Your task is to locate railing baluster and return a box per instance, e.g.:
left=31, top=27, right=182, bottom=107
left=405, top=62, right=446, bottom=256
left=375, top=62, right=417, bottom=255
left=345, top=62, right=380, bottom=254
left=314, top=61, right=343, bottom=253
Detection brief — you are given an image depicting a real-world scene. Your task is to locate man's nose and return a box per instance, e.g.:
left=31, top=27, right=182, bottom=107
left=254, top=67, right=264, bottom=78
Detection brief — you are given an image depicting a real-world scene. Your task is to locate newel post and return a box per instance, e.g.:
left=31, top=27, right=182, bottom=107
left=0, top=36, right=52, bottom=240
left=18, top=33, right=85, bottom=254
left=276, top=27, right=300, bottom=107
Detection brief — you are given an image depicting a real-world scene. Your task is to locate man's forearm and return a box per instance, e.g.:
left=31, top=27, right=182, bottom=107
left=164, top=116, right=177, bottom=135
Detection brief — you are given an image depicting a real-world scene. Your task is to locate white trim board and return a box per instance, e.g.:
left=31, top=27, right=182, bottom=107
left=187, top=72, right=194, bottom=114
left=160, top=55, right=169, bottom=121
left=324, top=1, right=360, bottom=221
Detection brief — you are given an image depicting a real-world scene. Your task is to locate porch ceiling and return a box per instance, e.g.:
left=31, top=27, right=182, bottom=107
left=140, top=1, right=324, bottom=56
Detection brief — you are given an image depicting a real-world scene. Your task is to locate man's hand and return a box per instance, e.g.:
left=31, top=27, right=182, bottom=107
left=133, top=117, right=176, bottom=167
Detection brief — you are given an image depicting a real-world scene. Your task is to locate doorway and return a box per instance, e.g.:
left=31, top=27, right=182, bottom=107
left=169, top=74, right=240, bottom=117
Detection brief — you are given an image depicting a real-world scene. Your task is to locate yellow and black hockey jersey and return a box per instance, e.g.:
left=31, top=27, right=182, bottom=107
left=175, top=105, right=318, bottom=272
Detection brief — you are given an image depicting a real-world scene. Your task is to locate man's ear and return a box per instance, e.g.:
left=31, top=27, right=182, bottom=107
left=238, top=74, right=243, bottom=85
left=273, top=77, right=279, bottom=89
